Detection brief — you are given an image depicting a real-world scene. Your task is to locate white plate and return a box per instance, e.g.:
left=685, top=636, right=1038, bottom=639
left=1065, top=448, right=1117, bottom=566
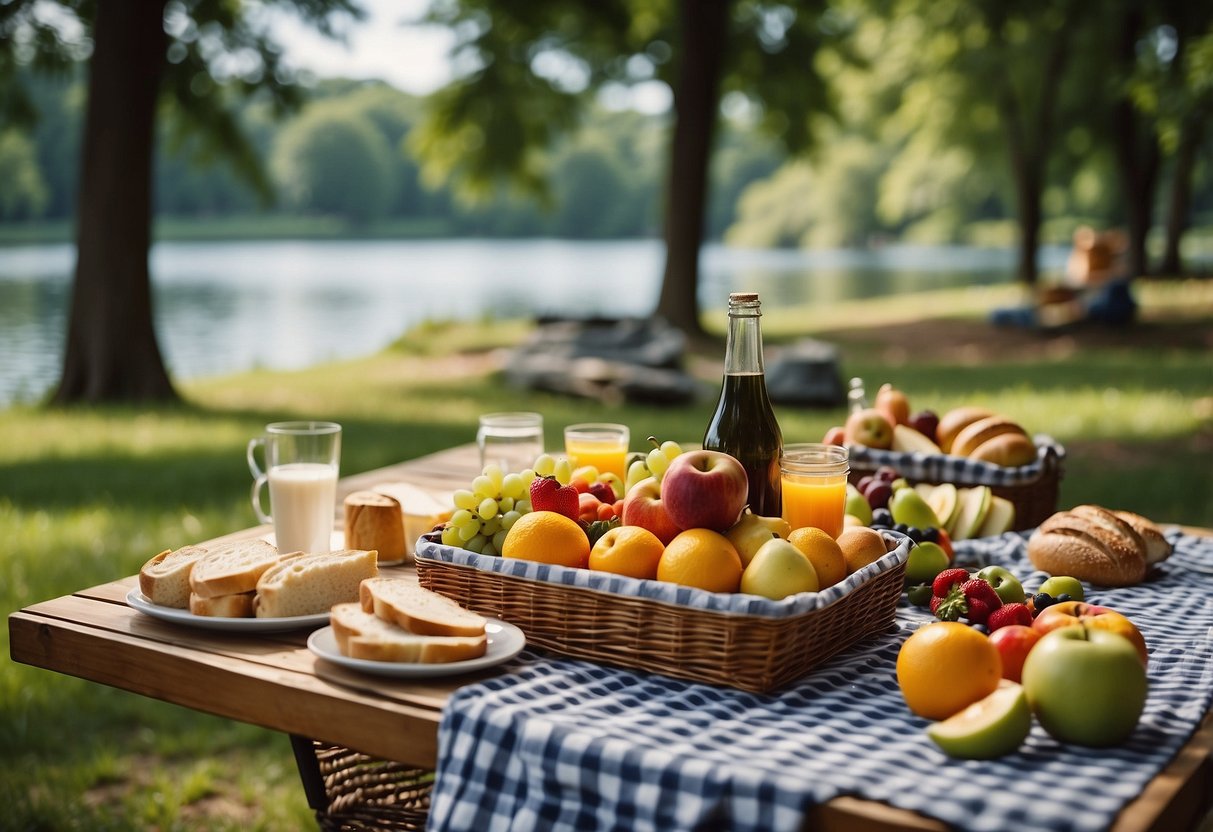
left=126, top=588, right=331, bottom=633
left=307, top=619, right=526, bottom=678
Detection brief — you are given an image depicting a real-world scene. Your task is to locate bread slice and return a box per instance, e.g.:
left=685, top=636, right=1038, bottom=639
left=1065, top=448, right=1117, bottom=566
left=359, top=578, right=487, bottom=638
left=253, top=549, right=378, bottom=618
left=139, top=545, right=208, bottom=608
left=1114, top=510, right=1172, bottom=565
left=329, top=603, right=487, bottom=663
left=188, top=539, right=284, bottom=599
left=189, top=591, right=255, bottom=618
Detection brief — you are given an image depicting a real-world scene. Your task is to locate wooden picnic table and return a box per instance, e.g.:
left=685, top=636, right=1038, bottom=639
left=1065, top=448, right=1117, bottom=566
left=8, top=443, right=1213, bottom=831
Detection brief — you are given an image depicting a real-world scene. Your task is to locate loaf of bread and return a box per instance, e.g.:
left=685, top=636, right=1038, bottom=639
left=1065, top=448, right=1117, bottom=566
left=253, top=548, right=379, bottom=618
left=967, top=431, right=1038, bottom=467
left=139, top=545, right=208, bottom=608
left=188, top=539, right=284, bottom=599
left=189, top=591, right=255, bottom=618
left=936, top=407, right=995, bottom=453
left=329, top=603, right=487, bottom=663
left=344, top=491, right=406, bottom=565
left=360, top=577, right=487, bottom=637
left=1028, top=504, right=1163, bottom=586
left=1113, top=510, right=1172, bottom=565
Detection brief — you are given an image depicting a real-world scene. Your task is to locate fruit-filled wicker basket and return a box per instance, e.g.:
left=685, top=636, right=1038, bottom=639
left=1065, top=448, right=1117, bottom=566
left=847, top=436, right=1064, bottom=531
left=414, top=534, right=910, bottom=693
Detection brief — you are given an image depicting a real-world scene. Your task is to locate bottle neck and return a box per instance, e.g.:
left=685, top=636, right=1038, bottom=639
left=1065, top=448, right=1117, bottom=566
left=724, top=304, right=765, bottom=374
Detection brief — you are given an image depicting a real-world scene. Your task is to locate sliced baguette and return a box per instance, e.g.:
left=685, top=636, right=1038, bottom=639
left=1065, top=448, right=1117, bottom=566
left=188, top=539, right=285, bottom=599
left=189, top=591, right=255, bottom=618
left=253, top=549, right=378, bottom=618
left=139, top=545, right=208, bottom=608
left=329, top=603, right=487, bottom=663
left=359, top=578, right=487, bottom=637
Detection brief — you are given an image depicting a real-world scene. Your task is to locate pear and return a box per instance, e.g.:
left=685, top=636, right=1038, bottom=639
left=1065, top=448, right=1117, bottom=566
left=844, top=483, right=872, bottom=526
left=740, top=538, right=819, bottom=600
left=726, top=508, right=792, bottom=567
left=889, top=487, right=942, bottom=531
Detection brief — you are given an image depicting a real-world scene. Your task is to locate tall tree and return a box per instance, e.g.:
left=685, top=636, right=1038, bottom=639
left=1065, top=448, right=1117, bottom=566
left=411, top=0, right=838, bottom=336
left=1, top=0, right=361, bottom=403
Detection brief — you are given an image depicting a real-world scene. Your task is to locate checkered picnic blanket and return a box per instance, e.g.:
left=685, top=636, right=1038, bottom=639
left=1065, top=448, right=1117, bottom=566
left=848, top=434, right=1065, bottom=486
left=427, top=531, right=1213, bottom=832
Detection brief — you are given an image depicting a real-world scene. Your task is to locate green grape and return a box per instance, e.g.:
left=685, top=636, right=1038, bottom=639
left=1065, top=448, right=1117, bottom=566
left=533, top=453, right=556, bottom=477
left=480, top=516, right=502, bottom=537
left=464, top=533, right=488, bottom=553
left=478, top=497, right=499, bottom=520
left=553, top=457, right=573, bottom=485
left=519, top=468, right=537, bottom=486
left=647, top=448, right=670, bottom=478
left=441, top=525, right=462, bottom=547
left=515, top=499, right=532, bottom=514
left=492, top=529, right=509, bottom=552
left=572, top=464, right=600, bottom=484
left=481, top=541, right=498, bottom=557
left=457, top=521, right=481, bottom=542
left=501, top=473, right=526, bottom=500
left=453, top=489, right=479, bottom=511
left=625, top=459, right=651, bottom=492
left=499, top=496, right=515, bottom=513
left=660, top=440, right=684, bottom=459
left=482, top=463, right=505, bottom=492
left=500, top=510, right=522, bottom=530
left=472, top=475, right=496, bottom=500
left=450, top=508, right=475, bottom=528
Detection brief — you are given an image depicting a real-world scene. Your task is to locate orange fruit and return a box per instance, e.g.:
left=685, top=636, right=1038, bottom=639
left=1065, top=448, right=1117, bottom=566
left=897, top=622, right=1002, bottom=720
left=502, top=510, right=590, bottom=568
left=836, top=526, right=889, bottom=574
left=787, top=527, right=847, bottom=589
left=657, top=528, right=743, bottom=593
left=588, top=526, right=665, bottom=579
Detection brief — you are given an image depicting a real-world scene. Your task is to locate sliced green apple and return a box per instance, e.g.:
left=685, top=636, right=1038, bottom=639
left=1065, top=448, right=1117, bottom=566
left=927, top=483, right=960, bottom=531
left=927, top=680, right=1031, bottom=759
left=950, top=485, right=991, bottom=541
left=976, top=495, right=1016, bottom=537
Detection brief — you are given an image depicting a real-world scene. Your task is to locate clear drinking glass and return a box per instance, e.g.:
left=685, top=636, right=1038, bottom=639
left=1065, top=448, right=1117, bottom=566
left=247, top=421, right=341, bottom=554
left=780, top=443, right=850, bottom=538
left=477, top=412, right=544, bottom=473
left=563, top=422, right=630, bottom=480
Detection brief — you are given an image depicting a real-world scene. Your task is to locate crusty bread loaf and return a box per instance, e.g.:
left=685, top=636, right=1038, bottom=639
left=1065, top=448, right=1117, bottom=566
left=968, top=432, right=1038, bottom=467
left=1028, top=505, right=1150, bottom=586
left=139, top=545, right=208, bottom=608
left=1113, top=510, right=1172, bottom=565
left=189, top=591, right=255, bottom=618
left=329, top=603, right=487, bottom=663
left=253, top=548, right=378, bottom=618
left=359, top=578, right=487, bottom=637
left=936, top=407, right=995, bottom=453
left=344, top=491, right=406, bottom=565
left=188, top=539, right=285, bottom=599
left=951, top=416, right=1029, bottom=459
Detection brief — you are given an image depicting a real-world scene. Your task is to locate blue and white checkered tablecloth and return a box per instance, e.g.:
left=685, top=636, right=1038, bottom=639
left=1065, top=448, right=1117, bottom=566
left=427, top=531, right=1213, bottom=832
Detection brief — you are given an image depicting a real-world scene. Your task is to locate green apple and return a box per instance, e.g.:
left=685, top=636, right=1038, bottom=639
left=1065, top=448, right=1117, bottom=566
left=976, top=495, right=1016, bottom=536
left=1038, top=575, right=1084, bottom=601
left=740, top=538, right=819, bottom=600
left=905, top=541, right=950, bottom=584
left=949, top=485, right=991, bottom=541
left=976, top=565, right=1026, bottom=604
left=926, top=483, right=960, bottom=531
left=1021, top=625, right=1147, bottom=747
left=889, top=488, right=941, bottom=530
left=726, top=508, right=793, bottom=567
left=844, top=483, right=873, bottom=526
left=927, top=680, right=1032, bottom=759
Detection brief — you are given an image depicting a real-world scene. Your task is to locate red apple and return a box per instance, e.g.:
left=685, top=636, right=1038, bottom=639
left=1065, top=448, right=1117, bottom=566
left=1032, top=601, right=1147, bottom=665
left=907, top=409, right=940, bottom=442
left=822, top=425, right=846, bottom=446
left=621, top=477, right=682, bottom=544
left=875, top=383, right=911, bottom=427
left=844, top=408, right=894, bottom=449
left=660, top=450, right=749, bottom=532
left=988, top=625, right=1041, bottom=683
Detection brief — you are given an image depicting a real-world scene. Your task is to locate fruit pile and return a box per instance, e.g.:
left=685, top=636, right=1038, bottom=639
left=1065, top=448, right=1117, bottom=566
left=897, top=567, right=1150, bottom=757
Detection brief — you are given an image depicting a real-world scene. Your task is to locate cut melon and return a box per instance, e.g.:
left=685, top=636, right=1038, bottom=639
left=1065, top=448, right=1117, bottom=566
left=975, top=495, right=1016, bottom=537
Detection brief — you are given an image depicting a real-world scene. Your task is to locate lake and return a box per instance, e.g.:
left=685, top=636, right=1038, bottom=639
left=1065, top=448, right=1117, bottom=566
left=0, top=238, right=1069, bottom=405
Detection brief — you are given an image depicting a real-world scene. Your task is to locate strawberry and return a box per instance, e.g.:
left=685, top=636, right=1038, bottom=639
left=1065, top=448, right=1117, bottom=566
left=987, top=602, right=1033, bottom=632
left=961, top=579, right=1003, bottom=613
left=529, top=475, right=579, bottom=522
left=932, top=568, right=970, bottom=599
left=967, top=597, right=994, bottom=627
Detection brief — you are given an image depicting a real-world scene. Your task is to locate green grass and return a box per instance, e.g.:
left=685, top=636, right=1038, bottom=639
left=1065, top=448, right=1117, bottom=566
left=2, top=281, right=1212, bottom=828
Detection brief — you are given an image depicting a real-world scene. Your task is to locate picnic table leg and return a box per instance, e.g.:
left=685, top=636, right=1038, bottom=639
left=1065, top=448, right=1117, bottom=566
left=289, top=734, right=332, bottom=816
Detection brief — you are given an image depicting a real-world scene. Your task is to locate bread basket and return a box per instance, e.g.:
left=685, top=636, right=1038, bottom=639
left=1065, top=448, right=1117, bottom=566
left=847, top=436, right=1064, bottom=531
left=414, top=534, right=910, bottom=693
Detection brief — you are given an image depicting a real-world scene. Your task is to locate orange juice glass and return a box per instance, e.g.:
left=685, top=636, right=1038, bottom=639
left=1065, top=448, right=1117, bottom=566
left=563, top=423, right=630, bottom=480
left=780, top=443, right=850, bottom=538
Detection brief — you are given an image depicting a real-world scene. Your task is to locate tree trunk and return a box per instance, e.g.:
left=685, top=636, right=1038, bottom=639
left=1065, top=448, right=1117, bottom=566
left=1110, top=9, right=1159, bottom=279
left=1159, top=115, right=1204, bottom=276
left=52, top=0, right=176, bottom=404
left=655, top=0, right=729, bottom=337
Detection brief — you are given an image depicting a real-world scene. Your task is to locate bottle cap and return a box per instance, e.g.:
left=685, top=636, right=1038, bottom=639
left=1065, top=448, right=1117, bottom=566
left=729, top=292, right=759, bottom=303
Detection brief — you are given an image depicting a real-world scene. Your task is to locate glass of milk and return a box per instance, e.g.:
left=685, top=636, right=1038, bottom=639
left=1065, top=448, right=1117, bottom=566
left=247, top=421, right=341, bottom=554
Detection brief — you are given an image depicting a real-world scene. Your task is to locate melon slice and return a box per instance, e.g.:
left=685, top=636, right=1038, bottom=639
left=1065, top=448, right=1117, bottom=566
left=975, top=495, right=1016, bottom=537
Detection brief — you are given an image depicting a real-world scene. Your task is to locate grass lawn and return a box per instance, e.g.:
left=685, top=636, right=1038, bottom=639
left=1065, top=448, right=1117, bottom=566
left=2, top=278, right=1212, bottom=829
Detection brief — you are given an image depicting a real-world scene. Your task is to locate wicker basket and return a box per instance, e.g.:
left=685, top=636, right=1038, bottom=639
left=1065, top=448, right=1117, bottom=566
left=293, top=738, right=433, bottom=832
left=415, top=538, right=909, bottom=694
left=848, top=441, right=1064, bottom=531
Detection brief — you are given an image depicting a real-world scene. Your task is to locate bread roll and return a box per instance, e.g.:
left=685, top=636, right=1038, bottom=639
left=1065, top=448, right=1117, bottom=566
left=969, top=432, right=1038, bottom=467
left=1113, top=510, right=1172, bottom=565
left=951, top=416, right=1029, bottom=459
left=254, top=548, right=378, bottom=618
left=345, top=491, right=406, bottom=565
left=139, top=545, right=207, bottom=608
left=360, top=578, right=487, bottom=637
left=937, top=407, right=995, bottom=453
left=1028, top=505, right=1149, bottom=586
left=329, top=603, right=487, bottom=663
left=188, top=539, right=284, bottom=599
left=189, top=591, right=255, bottom=618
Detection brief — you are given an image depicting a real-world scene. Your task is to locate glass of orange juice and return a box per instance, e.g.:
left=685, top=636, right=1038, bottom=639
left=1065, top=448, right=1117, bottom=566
left=563, top=423, right=630, bottom=480
left=780, top=443, right=850, bottom=538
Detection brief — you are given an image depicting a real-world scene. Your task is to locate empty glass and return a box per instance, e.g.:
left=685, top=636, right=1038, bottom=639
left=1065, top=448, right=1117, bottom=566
left=477, top=412, right=544, bottom=473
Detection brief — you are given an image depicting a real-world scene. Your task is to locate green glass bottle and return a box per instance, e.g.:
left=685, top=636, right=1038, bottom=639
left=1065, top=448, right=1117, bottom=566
left=702, top=292, right=784, bottom=517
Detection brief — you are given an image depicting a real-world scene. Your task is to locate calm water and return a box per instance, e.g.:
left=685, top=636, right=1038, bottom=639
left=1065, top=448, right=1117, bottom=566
left=0, top=238, right=1068, bottom=404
